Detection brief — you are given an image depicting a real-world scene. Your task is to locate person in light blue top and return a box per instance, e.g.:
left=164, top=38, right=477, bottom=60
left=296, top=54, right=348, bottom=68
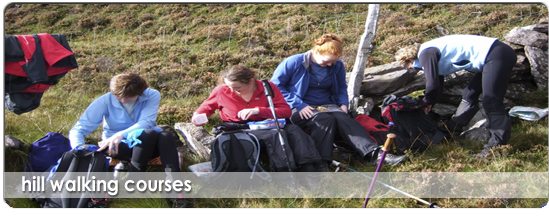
left=69, top=73, right=180, bottom=174
left=69, top=73, right=192, bottom=207
left=395, top=34, right=517, bottom=158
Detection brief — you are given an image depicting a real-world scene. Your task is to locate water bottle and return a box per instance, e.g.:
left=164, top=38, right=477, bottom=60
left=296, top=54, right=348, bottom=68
left=113, top=160, right=129, bottom=180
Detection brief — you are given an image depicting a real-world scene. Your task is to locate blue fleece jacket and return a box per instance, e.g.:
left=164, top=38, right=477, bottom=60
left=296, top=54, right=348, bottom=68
left=270, top=51, right=349, bottom=111
left=68, top=88, right=160, bottom=149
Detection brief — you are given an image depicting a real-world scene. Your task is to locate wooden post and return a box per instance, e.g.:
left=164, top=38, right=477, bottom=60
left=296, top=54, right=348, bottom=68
left=347, top=4, right=380, bottom=111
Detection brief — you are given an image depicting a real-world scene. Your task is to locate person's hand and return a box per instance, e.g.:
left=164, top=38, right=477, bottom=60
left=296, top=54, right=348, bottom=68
left=191, top=113, right=207, bottom=126
left=299, top=106, right=316, bottom=120
left=340, top=104, right=348, bottom=114
left=98, top=134, right=123, bottom=156
left=237, top=107, right=259, bottom=120
left=423, top=104, right=432, bottom=114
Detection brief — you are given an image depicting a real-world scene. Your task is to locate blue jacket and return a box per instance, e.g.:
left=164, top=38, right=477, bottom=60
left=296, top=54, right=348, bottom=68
left=270, top=51, right=349, bottom=111
left=68, top=88, right=161, bottom=149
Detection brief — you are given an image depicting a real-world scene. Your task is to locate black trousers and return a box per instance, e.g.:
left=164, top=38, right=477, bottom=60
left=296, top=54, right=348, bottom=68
left=290, top=111, right=379, bottom=162
left=108, top=129, right=180, bottom=172
left=249, top=124, right=322, bottom=171
left=451, top=40, right=517, bottom=147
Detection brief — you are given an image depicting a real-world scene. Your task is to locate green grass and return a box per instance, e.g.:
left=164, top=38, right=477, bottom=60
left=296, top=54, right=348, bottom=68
left=3, top=3, right=548, bottom=208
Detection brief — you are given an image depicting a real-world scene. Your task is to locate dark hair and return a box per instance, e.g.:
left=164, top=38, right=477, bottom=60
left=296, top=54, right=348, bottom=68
left=218, top=65, right=257, bottom=85
left=109, top=73, right=149, bottom=98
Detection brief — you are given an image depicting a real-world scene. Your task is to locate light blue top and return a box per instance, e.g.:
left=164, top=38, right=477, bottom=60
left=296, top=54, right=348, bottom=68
left=412, top=34, right=498, bottom=75
left=68, top=88, right=161, bottom=149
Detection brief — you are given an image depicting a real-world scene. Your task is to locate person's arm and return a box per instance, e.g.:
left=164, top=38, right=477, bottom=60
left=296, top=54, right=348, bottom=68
left=98, top=89, right=160, bottom=154
left=270, top=57, right=308, bottom=111
left=255, top=81, right=292, bottom=119
left=68, top=95, right=108, bottom=149
left=419, top=47, right=444, bottom=106
left=334, top=60, right=350, bottom=108
left=192, top=86, right=221, bottom=125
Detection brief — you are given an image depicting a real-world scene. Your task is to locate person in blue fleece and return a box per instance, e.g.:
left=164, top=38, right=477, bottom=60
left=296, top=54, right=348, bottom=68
left=395, top=34, right=517, bottom=158
left=68, top=73, right=191, bottom=207
left=68, top=73, right=180, bottom=173
left=271, top=34, right=407, bottom=169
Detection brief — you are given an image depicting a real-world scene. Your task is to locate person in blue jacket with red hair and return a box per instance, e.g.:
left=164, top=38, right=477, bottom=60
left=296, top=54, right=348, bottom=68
left=395, top=34, right=517, bottom=158
left=271, top=34, right=407, bottom=168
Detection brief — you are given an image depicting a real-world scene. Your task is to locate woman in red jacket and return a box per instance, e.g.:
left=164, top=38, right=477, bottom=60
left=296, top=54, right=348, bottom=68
left=192, top=65, right=324, bottom=173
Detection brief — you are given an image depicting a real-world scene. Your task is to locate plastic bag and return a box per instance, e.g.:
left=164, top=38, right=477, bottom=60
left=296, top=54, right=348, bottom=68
left=508, top=106, right=549, bottom=121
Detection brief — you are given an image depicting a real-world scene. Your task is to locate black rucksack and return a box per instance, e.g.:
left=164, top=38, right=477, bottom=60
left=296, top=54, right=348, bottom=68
left=210, top=130, right=268, bottom=173
left=381, top=95, right=446, bottom=155
left=32, top=147, right=109, bottom=208
left=209, top=130, right=272, bottom=184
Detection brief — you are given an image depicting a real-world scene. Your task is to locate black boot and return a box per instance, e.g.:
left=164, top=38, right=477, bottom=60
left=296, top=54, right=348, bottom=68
left=443, top=119, right=464, bottom=135
left=316, top=161, right=330, bottom=172
left=299, top=164, right=321, bottom=192
left=381, top=153, right=408, bottom=166
left=472, top=144, right=499, bottom=159
left=298, top=163, right=317, bottom=172
left=170, top=198, right=194, bottom=208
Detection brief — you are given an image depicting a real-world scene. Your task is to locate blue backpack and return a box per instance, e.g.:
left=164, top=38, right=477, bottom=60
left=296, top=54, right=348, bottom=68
left=24, top=132, right=72, bottom=172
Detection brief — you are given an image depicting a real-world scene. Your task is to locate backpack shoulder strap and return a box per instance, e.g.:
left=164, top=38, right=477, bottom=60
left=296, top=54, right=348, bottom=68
left=210, top=133, right=230, bottom=172
left=244, top=132, right=271, bottom=182
left=53, top=150, right=77, bottom=173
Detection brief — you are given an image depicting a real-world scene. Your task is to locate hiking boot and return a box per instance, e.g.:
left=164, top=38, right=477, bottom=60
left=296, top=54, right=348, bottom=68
left=298, top=163, right=317, bottom=172
left=301, top=174, right=321, bottom=192
left=377, top=153, right=408, bottom=167
left=317, top=162, right=330, bottom=172
left=443, top=119, right=464, bottom=136
left=472, top=144, right=498, bottom=159
left=171, top=198, right=194, bottom=208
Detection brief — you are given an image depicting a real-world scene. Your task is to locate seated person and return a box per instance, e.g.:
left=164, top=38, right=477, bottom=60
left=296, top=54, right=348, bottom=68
left=270, top=33, right=407, bottom=166
left=191, top=65, right=324, bottom=172
left=68, top=73, right=190, bottom=207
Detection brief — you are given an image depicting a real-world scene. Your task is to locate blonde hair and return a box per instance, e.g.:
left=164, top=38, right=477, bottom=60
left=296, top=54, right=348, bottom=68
left=312, top=34, right=344, bottom=57
left=218, top=65, right=257, bottom=85
left=109, top=73, right=148, bottom=98
left=394, top=43, right=421, bottom=63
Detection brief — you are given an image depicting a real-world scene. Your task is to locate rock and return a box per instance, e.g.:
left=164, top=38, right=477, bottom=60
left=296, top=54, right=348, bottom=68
left=524, top=46, right=548, bottom=89
left=460, top=118, right=491, bottom=143
left=430, top=103, right=457, bottom=119
left=360, top=62, right=418, bottom=95
left=174, top=122, right=214, bottom=161
left=523, top=22, right=548, bottom=35
left=4, top=135, right=24, bottom=149
left=505, top=26, right=548, bottom=50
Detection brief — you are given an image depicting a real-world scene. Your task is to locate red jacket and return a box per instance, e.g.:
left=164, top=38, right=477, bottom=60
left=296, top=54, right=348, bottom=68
left=196, top=79, right=291, bottom=122
left=5, top=33, right=77, bottom=93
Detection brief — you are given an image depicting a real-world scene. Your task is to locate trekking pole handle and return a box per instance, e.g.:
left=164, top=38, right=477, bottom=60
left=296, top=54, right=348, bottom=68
left=383, top=133, right=396, bottom=152
left=261, top=79, right=273, bottom=97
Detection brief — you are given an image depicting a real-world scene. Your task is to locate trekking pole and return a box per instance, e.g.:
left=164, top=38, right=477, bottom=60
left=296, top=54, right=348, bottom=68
left=260, top=79, right=294, bottom=173
left=332, top=159, right=439, bottom=208
left=362, top=133, right=396, bottom=208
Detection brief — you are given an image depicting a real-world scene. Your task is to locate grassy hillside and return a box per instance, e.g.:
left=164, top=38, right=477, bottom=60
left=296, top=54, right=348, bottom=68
left=3, top=3, right=548, bottom=209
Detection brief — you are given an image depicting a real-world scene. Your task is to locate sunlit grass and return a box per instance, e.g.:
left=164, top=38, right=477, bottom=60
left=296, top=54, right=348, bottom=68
left=3, top=3, right=548, bottom=208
